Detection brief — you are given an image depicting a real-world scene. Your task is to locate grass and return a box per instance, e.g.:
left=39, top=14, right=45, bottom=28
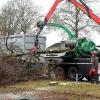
left=53, top=81, right=100, bottom=97
left=0, top=80, right=50, bottom=93
left=0, top=80, right=100, bottom=99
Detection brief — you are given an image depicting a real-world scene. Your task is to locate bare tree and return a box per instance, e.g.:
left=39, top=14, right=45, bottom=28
left=50, top=0, right=99, bottom=38
left=0, top=0, right=39, bottom=35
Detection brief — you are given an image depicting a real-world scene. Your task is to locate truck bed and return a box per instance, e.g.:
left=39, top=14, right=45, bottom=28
left=0, top=34, right=46, bottom=54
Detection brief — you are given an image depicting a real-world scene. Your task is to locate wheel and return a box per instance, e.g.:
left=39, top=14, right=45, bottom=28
left=49, top=70, right=56, bottom=80
left=49, top=66, right=65, bottom=80
left=48, top=65, right=56, bottom=80
left=67, top=66, right=83, bottom=81
left=55, top=67, right=65, bottom=80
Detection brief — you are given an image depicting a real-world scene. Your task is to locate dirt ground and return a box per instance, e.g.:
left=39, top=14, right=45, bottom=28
left=0, top=90, right=100, bottom=100
left=0, top=80, right=100, bottom=100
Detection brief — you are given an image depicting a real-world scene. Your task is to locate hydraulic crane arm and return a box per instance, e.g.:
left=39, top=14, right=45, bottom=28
left=35, top=0, right=100, bottom=50
left=45, top=0, right=62, bottom=22
left=45, top=0, right=100, bottom=24
left=69, top=0, right=100, bottom=24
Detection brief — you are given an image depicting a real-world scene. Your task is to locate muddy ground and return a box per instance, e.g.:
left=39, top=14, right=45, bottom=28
left=0, top=81, right=100, bottom=100
left=0, top=90, right=100, bottom=100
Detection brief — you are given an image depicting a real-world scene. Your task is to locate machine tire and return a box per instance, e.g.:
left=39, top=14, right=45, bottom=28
left=55, top=66, right=65, bottom=80
left=67, top=66, right=83, bottom=81
left=49, top=66, right=65, bottom=80
left=49, top=70, right=56, bottom=80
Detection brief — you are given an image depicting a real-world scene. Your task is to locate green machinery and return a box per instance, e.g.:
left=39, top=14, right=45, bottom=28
left=46, top=23, right=96, bottom=58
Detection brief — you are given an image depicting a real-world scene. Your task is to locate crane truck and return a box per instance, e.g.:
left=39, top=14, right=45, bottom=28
left=33, top=0, right=100, bottom=82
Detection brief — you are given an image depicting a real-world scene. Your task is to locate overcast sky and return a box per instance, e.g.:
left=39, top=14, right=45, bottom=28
left=0, top=0, right=100, bottom=15
left=0, top=0, right=53, bottom=7
left=0, top=0, right=54, bottom=14
left=0, top=0, right=100, bottom=13
left=0, top=0, right=8, bottom=8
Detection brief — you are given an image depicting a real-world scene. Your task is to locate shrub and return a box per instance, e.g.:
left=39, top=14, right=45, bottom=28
left=0, top=54, right=48, bottom=84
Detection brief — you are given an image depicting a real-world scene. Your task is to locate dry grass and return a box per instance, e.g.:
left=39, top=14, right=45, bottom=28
left=53, top=81, right=100, bottom=98
left=0, top=80, right=49, bottom=92
left=0, top=80, right=100, bottom=99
